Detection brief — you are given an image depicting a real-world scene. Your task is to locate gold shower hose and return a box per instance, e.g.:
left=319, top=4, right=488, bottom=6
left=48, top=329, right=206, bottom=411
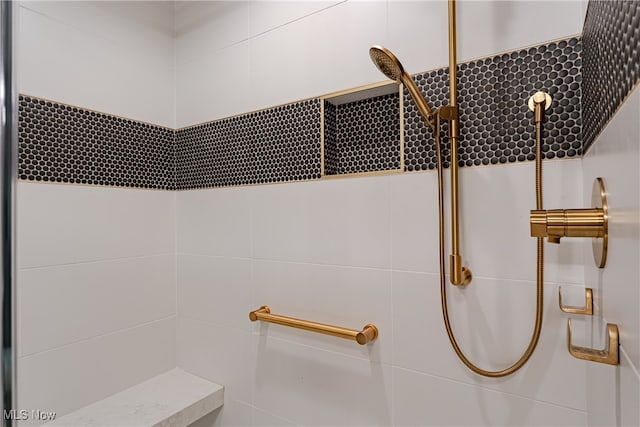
left=436, top=98, right=546, bottom=377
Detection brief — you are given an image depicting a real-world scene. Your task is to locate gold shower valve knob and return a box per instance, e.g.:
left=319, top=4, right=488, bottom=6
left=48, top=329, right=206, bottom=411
left=530, top=208, right=606, bottom=242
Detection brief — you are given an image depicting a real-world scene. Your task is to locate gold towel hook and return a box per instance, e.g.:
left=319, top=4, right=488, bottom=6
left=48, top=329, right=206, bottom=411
left=567, top=319, right=619, bottom=365
left=559, top=287, right=593, bottom=315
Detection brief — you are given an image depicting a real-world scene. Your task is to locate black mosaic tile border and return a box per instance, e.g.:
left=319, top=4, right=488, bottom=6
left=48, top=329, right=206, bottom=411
left=18, top=95, right=175, bottom=189
left=324, top=93, right=401, bottom=176
left=582, top=0, right=640, bottom=152
left=404, top=37, right=583, bottom=171
left=18, top=38, right=586, bottom=190
left=323, top=101, right=338, bottom=175
left=175, top=100, right=322, bottom=189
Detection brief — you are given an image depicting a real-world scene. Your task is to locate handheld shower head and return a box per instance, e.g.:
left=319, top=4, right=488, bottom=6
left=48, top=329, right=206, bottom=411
left=369, top=46, right=404, bottom=82
left=369, top=45, right=435, bottom=130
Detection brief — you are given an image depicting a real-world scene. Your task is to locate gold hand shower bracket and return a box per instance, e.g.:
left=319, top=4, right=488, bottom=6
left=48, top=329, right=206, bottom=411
left=436, top=106, right=458, bottom=121
left=567, top=319, right=619, bottom=365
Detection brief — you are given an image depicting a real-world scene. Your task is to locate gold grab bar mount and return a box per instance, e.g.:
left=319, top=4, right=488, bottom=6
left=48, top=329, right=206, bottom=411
left=249, top=306, right=379, bottom=345
left=567, top=319, right=619, bottom=365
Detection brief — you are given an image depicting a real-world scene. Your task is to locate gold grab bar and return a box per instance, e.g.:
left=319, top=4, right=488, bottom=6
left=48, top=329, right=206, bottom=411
left=249, top=306, right=379, bottom=345
left=559, top=287, right=593, bottom=315
left=567, top=319, right=619, bottom=365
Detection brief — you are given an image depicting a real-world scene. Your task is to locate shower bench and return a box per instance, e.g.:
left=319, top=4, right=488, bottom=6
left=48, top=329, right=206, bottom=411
left=46, top=369, right=224, bottom=427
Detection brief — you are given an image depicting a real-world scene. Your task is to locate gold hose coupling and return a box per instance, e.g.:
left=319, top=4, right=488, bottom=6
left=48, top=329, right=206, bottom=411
left=530, top=208, right=606, bottom=243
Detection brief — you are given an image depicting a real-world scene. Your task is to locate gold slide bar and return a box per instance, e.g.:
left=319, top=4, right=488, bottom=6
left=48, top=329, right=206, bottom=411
left=249, top=306, right=378, bottom=345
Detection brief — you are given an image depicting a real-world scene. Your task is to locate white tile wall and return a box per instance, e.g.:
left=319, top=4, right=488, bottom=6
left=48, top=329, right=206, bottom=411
left=19, top=254, right=176, bottom=356
left=620, top=350, right=640, bottom=427
left=177, top=317, right=254, bottom=403
left=176, top=41, right=251, bottom=128
left=582, top=87, right=640, bottom=426
left=20, top=1, right=174, bottom=53
left=455, top=160, right=584, bottom=284
left=248, top=1, right=342, bottom=39
left=455, top=1, right=583, bottom=63
left=18, top=1, right=175, bottom=127
left=391, top=160, right=585, bottom=283
left=247, top=1, right=388, bottom=115
left=389, top=1, right=584, bottom=77
left=253, top=335, right=393, bottom=426
left=18, top=183, right=176, bottom=268
left=252, top=177, right=391, bottom=268
left=18, top=317, right=176, bottom=426
left=172, top=1, right=587, bottom=425
left=178, top=255, right=253, bottom=331
left=176, top=160, right=589, bottom=425
left=189, top=399, right=254, bottom=427
left=177, top=186, right=253, bottom=258
left=392, top=271, right=588, bottom=410
left=176, top=0, right=584, bottom=126
left=252, top=407, right=298, bottom=427
left=252, top=259, right=392, bottom=364
left=17, top=184, right=177, bottom=423
left=18, top=2, right=632, bottom=426
left=175, top=1, right=249, bottom=66
left=392, top=367, right=588, bottom=426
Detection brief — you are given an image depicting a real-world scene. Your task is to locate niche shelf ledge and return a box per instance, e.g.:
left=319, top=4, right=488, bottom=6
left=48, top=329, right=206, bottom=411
left=47, top=369, right=224, bottom=427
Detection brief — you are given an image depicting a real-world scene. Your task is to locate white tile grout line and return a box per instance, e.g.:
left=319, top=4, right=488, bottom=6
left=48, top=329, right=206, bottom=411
left=393, top=365, right=589, bottom=414
left=19, top=314, right=177, bottom=360
left=18, top=253, right=176, bottom=271
left=620, top=346, right=640, bottom=381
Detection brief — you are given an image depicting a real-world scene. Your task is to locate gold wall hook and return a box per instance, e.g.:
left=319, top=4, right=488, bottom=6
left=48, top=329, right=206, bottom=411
left=559, top=287, right=593, bottom=315
left=567, top=319, right=619, bottom=365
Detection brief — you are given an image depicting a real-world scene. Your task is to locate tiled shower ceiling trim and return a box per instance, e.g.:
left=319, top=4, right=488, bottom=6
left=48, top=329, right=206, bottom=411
left=175, top=99, right=321, bottom=190
left=18, top=38, right=583, bottom=190
left=18, top=95, right=175, bottom=189
left=324, top=93, right=401, bottom=176
left=404, top=37, right=582, bottom=171
left=582, top=0, right=639, bottom=152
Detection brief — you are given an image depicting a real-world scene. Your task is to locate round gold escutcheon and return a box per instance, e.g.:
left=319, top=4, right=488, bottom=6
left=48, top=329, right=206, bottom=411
left=528, top=91, right=552, bottom=111
left=591, top=177, right=608, bottom=268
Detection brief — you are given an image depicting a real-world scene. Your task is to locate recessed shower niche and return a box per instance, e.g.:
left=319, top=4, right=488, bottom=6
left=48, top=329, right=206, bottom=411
left=321, top=82, right=404, bottom=177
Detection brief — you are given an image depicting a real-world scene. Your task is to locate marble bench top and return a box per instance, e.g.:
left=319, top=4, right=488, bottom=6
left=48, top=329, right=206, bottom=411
left=47, top=369, right=224, bottom=427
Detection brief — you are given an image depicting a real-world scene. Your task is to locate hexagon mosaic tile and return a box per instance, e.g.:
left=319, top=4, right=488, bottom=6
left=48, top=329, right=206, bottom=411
left=18, top=95, right=174, bottom=189
left=324, top=93, right=401, bottom=176
left=323, top=101, right=338, bottom=175
left=582, top=0, right=640, bottom=152
left=175, top=100, right=322, bottom=189
left=18, top=37, right=590, bottom=190
left=404, top=37, right=583, bottom=171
